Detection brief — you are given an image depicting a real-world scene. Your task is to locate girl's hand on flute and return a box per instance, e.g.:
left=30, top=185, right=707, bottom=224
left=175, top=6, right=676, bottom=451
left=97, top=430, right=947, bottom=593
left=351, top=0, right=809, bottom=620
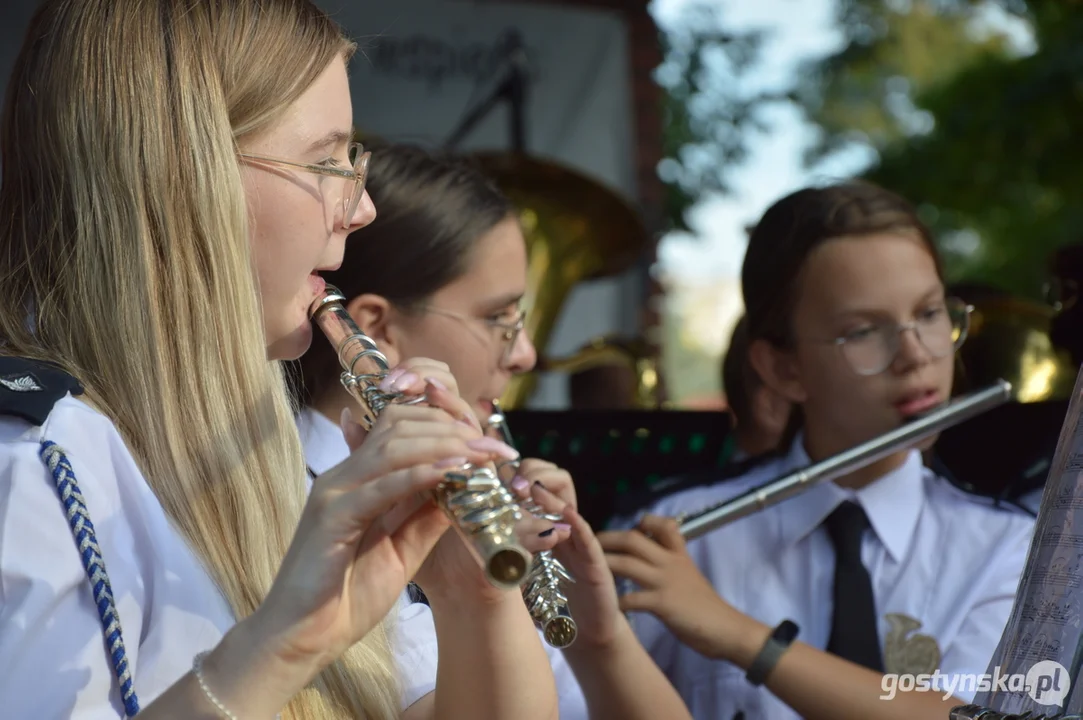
left=250, top=401, right=497, bottom=686
left=377, top=357, right=483, bottom=433
left=598, top=516, right=740, bottom=660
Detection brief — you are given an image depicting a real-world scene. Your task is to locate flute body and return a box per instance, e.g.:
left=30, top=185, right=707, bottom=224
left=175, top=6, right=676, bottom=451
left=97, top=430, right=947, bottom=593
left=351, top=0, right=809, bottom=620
left=488, top=401, right=577, bottom=648
left=677, top=380, right=1014, bottom=540
left=309, top=286, right=532, bottom=590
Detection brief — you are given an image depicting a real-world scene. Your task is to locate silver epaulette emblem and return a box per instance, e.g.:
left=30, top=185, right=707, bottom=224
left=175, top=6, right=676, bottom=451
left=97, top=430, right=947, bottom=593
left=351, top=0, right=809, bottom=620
left=0, top=375, right=43, bottom=392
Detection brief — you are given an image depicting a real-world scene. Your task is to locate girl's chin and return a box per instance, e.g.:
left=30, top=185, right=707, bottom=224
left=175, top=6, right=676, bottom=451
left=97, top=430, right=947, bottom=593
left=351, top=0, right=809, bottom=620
left=267, top=317, right=314, bottom=362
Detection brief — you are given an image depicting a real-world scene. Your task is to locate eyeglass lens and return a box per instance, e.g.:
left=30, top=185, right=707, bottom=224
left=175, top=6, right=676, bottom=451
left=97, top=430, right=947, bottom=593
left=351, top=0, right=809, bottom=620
left=840, top=300, right=970, bottom=376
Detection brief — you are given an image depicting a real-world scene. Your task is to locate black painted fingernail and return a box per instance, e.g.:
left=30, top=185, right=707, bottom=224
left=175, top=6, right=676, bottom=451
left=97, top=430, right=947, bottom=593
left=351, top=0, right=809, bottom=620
left=538, top=528, right=555, bottom=538
left=534, top=481, right=545, bottom=489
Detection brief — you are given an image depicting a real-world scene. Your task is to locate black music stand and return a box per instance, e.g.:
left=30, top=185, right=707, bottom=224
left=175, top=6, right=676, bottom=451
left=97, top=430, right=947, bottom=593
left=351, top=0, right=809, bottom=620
left=503, top=409, right=736, bottom=529
left=934, top=398, right=1069, bottom=505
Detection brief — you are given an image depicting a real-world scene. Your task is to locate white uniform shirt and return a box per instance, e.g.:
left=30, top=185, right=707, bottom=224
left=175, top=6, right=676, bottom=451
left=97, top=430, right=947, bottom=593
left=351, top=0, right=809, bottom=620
left=297, top=408, right=591, bottom=720
left=1017, top=487, right=1044, bottom=515
left=0, top=394, right=437, bottom=718
left=619, top=437, right=1036, bottom=720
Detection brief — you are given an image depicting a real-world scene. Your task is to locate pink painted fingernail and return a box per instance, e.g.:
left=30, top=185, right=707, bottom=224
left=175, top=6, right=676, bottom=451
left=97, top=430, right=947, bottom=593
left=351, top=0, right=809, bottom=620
left=379, top=367, right=407, bottom=392
left=434, top=456, right=468, bottom=469
left=426, top=376, right=448, bottom=391
left=466, top=437, right=519, bottom=460
left=554, top=523, right=571, bottom=532
left=512, top=476, right=529, bottom=493
left=391, top=372, right=419, bottom=392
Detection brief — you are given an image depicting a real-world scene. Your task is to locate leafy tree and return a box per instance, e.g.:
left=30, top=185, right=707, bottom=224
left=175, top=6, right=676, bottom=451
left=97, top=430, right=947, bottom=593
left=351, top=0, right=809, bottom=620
left=867, top=1, right=1083, bottom=297
left=794, top=0, right=1024, bottom=167
left=655, top=3, right=792, bottom=232
left=793, top=0, right=1083, bottom=298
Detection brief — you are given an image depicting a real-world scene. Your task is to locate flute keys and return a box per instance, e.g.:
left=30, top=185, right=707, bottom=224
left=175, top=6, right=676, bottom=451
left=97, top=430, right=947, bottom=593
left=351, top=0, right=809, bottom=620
left=459, top=504, right=522, bottom=529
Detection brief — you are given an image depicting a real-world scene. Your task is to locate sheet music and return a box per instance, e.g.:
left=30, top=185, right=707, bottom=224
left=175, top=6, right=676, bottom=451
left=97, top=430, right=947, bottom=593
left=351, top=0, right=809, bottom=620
left=973, top=367, right=1083, bottom=715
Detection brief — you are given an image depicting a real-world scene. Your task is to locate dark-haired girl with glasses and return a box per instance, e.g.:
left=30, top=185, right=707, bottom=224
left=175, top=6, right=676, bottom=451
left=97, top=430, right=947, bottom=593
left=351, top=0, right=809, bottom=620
left=292, top=142, right=693, bottom=720
left=599, top=182, right=1036, bottom=720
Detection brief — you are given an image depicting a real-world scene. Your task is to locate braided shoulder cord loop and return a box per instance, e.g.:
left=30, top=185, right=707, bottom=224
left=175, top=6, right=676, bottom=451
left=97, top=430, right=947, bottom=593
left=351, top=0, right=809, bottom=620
left=40, top=440, right=140, bottom=717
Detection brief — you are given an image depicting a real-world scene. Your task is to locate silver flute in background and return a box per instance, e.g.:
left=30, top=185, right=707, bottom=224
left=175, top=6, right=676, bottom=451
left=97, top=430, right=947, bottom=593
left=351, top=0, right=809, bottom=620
left=488, top=400, right=578, bottom=649
left=309, top=286, right=532, bottom=590
left=676, top=379, right=1014, bottom=540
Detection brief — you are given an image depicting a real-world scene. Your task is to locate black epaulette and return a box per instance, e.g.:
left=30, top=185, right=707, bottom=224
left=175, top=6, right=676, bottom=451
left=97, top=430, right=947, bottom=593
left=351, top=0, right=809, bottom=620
left=928, top=450, right=1038, bottom=518
left=407, top=581, right=430, bottom=607
left=0, top=357, right=84, bottom=426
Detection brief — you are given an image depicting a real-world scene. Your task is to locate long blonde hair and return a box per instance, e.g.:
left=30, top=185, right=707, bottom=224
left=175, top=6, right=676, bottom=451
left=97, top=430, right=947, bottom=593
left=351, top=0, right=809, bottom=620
left=0, top=1, right=400, bottom=718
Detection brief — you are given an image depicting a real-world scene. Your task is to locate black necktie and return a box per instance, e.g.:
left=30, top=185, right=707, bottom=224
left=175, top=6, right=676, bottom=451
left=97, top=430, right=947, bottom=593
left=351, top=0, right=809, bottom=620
left=823, top=501, right=884, bottom=671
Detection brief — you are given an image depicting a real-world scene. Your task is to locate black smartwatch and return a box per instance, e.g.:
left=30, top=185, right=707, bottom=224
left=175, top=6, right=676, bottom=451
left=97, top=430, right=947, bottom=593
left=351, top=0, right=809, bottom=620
left=745, top=619, right=799, bottom=686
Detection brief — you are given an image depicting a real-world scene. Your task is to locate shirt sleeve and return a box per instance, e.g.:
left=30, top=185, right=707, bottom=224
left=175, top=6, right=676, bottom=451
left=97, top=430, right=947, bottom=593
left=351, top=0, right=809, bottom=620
left=934, top=516, right=1035, bottom=704
left=0, top=420, right=145, bottom=719
left=392, top=594, right=439, bottom=710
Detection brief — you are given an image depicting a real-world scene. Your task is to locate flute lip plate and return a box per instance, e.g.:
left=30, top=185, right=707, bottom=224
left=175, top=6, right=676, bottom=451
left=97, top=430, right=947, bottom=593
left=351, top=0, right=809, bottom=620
left=308, top=284, right=347, bottom=319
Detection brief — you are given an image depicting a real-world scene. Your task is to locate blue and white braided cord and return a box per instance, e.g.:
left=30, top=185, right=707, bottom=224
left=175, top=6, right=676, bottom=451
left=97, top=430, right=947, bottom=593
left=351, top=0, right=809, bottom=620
left=40, top=440, right=141, bottom=717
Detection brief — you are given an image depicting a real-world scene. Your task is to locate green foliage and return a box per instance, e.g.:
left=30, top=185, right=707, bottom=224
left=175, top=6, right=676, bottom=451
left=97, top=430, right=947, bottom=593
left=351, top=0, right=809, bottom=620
left=862, top=1, right=1083, bottom=298
left=656, top=0, right=1083, bottom=296
left=795, top=0, right=1017, bottom=166
left=786, top=0, right=1083, bottom=299
left=655, top=3, right=792, bottom=232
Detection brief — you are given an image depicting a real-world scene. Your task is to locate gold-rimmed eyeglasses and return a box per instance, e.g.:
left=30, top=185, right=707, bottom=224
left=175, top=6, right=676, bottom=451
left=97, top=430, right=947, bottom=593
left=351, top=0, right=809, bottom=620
left=238, top=141, right=370, bottom=230
left=420, top=305, right=527, bottom=364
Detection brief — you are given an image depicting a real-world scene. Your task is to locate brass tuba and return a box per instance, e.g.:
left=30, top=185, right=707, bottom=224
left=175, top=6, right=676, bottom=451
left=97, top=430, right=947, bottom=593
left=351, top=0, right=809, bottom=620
left=468, top=152, right=653, bottom=409
left=953, top=292, right=1076, bottom=404
left=536, top=334, right=663, bottom=409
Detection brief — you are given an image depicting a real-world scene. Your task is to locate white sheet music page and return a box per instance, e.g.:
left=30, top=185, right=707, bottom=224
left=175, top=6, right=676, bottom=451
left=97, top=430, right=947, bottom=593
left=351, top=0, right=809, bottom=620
left=973, top=366, right=1083, bottom=715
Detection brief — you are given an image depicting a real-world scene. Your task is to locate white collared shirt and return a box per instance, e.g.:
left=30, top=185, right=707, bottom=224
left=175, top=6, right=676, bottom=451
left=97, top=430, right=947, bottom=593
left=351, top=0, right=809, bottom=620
left=619, top=436, right=1036, bottom=720
left=297, top=407, right=591, bottom=720
left=0, top=394, right=437, bottom=717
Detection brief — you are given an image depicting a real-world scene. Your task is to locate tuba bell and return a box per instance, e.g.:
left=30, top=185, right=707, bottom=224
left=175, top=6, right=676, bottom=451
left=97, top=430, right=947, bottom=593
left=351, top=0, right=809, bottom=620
left=951, top=289, right=1077, bottom=404
left=538, top=333, right=663, bottom=409
left=467, top=151, right=653, bottom=409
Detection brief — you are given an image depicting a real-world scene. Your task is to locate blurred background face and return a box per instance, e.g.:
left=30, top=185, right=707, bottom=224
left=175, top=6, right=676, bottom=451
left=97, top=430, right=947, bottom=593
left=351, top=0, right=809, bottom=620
left=781, top=232, right=956, bottom=459
left=381, top=216, right=537, bottom=422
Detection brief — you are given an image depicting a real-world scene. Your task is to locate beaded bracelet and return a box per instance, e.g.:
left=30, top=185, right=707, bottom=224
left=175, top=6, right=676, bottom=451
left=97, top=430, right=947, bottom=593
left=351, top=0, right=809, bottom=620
left=193, top=651, right=285, bottom=720
left=193, top=651, right=239, bottom=720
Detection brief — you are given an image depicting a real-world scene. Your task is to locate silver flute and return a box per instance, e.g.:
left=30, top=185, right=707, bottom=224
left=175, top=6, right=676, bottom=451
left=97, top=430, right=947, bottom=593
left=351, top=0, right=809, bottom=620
left=677, top=379, right=1014, bottom=540
left=309, top=286, right=532, bottom=590
left=488, top=400, right=578, bottom=649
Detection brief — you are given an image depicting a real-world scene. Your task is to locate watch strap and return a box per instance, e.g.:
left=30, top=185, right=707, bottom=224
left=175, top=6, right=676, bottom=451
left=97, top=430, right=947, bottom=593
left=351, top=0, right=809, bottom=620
left=746, top=619, right=799, bottom=686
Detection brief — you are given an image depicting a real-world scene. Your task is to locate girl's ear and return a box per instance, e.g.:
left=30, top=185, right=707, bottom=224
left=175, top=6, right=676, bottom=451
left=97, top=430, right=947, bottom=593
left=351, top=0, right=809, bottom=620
left=345, top=293, right=401, bottom=366
left=748, top=338, right=808, bottom=405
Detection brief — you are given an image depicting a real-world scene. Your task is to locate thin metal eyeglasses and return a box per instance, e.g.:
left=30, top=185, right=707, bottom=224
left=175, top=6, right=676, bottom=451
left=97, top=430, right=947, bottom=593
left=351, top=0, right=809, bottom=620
left=238, top=141, right=370, bottom=230
left=820, top=297, right=973, bottom=377
left=419, top=305, right=527, bottom=364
